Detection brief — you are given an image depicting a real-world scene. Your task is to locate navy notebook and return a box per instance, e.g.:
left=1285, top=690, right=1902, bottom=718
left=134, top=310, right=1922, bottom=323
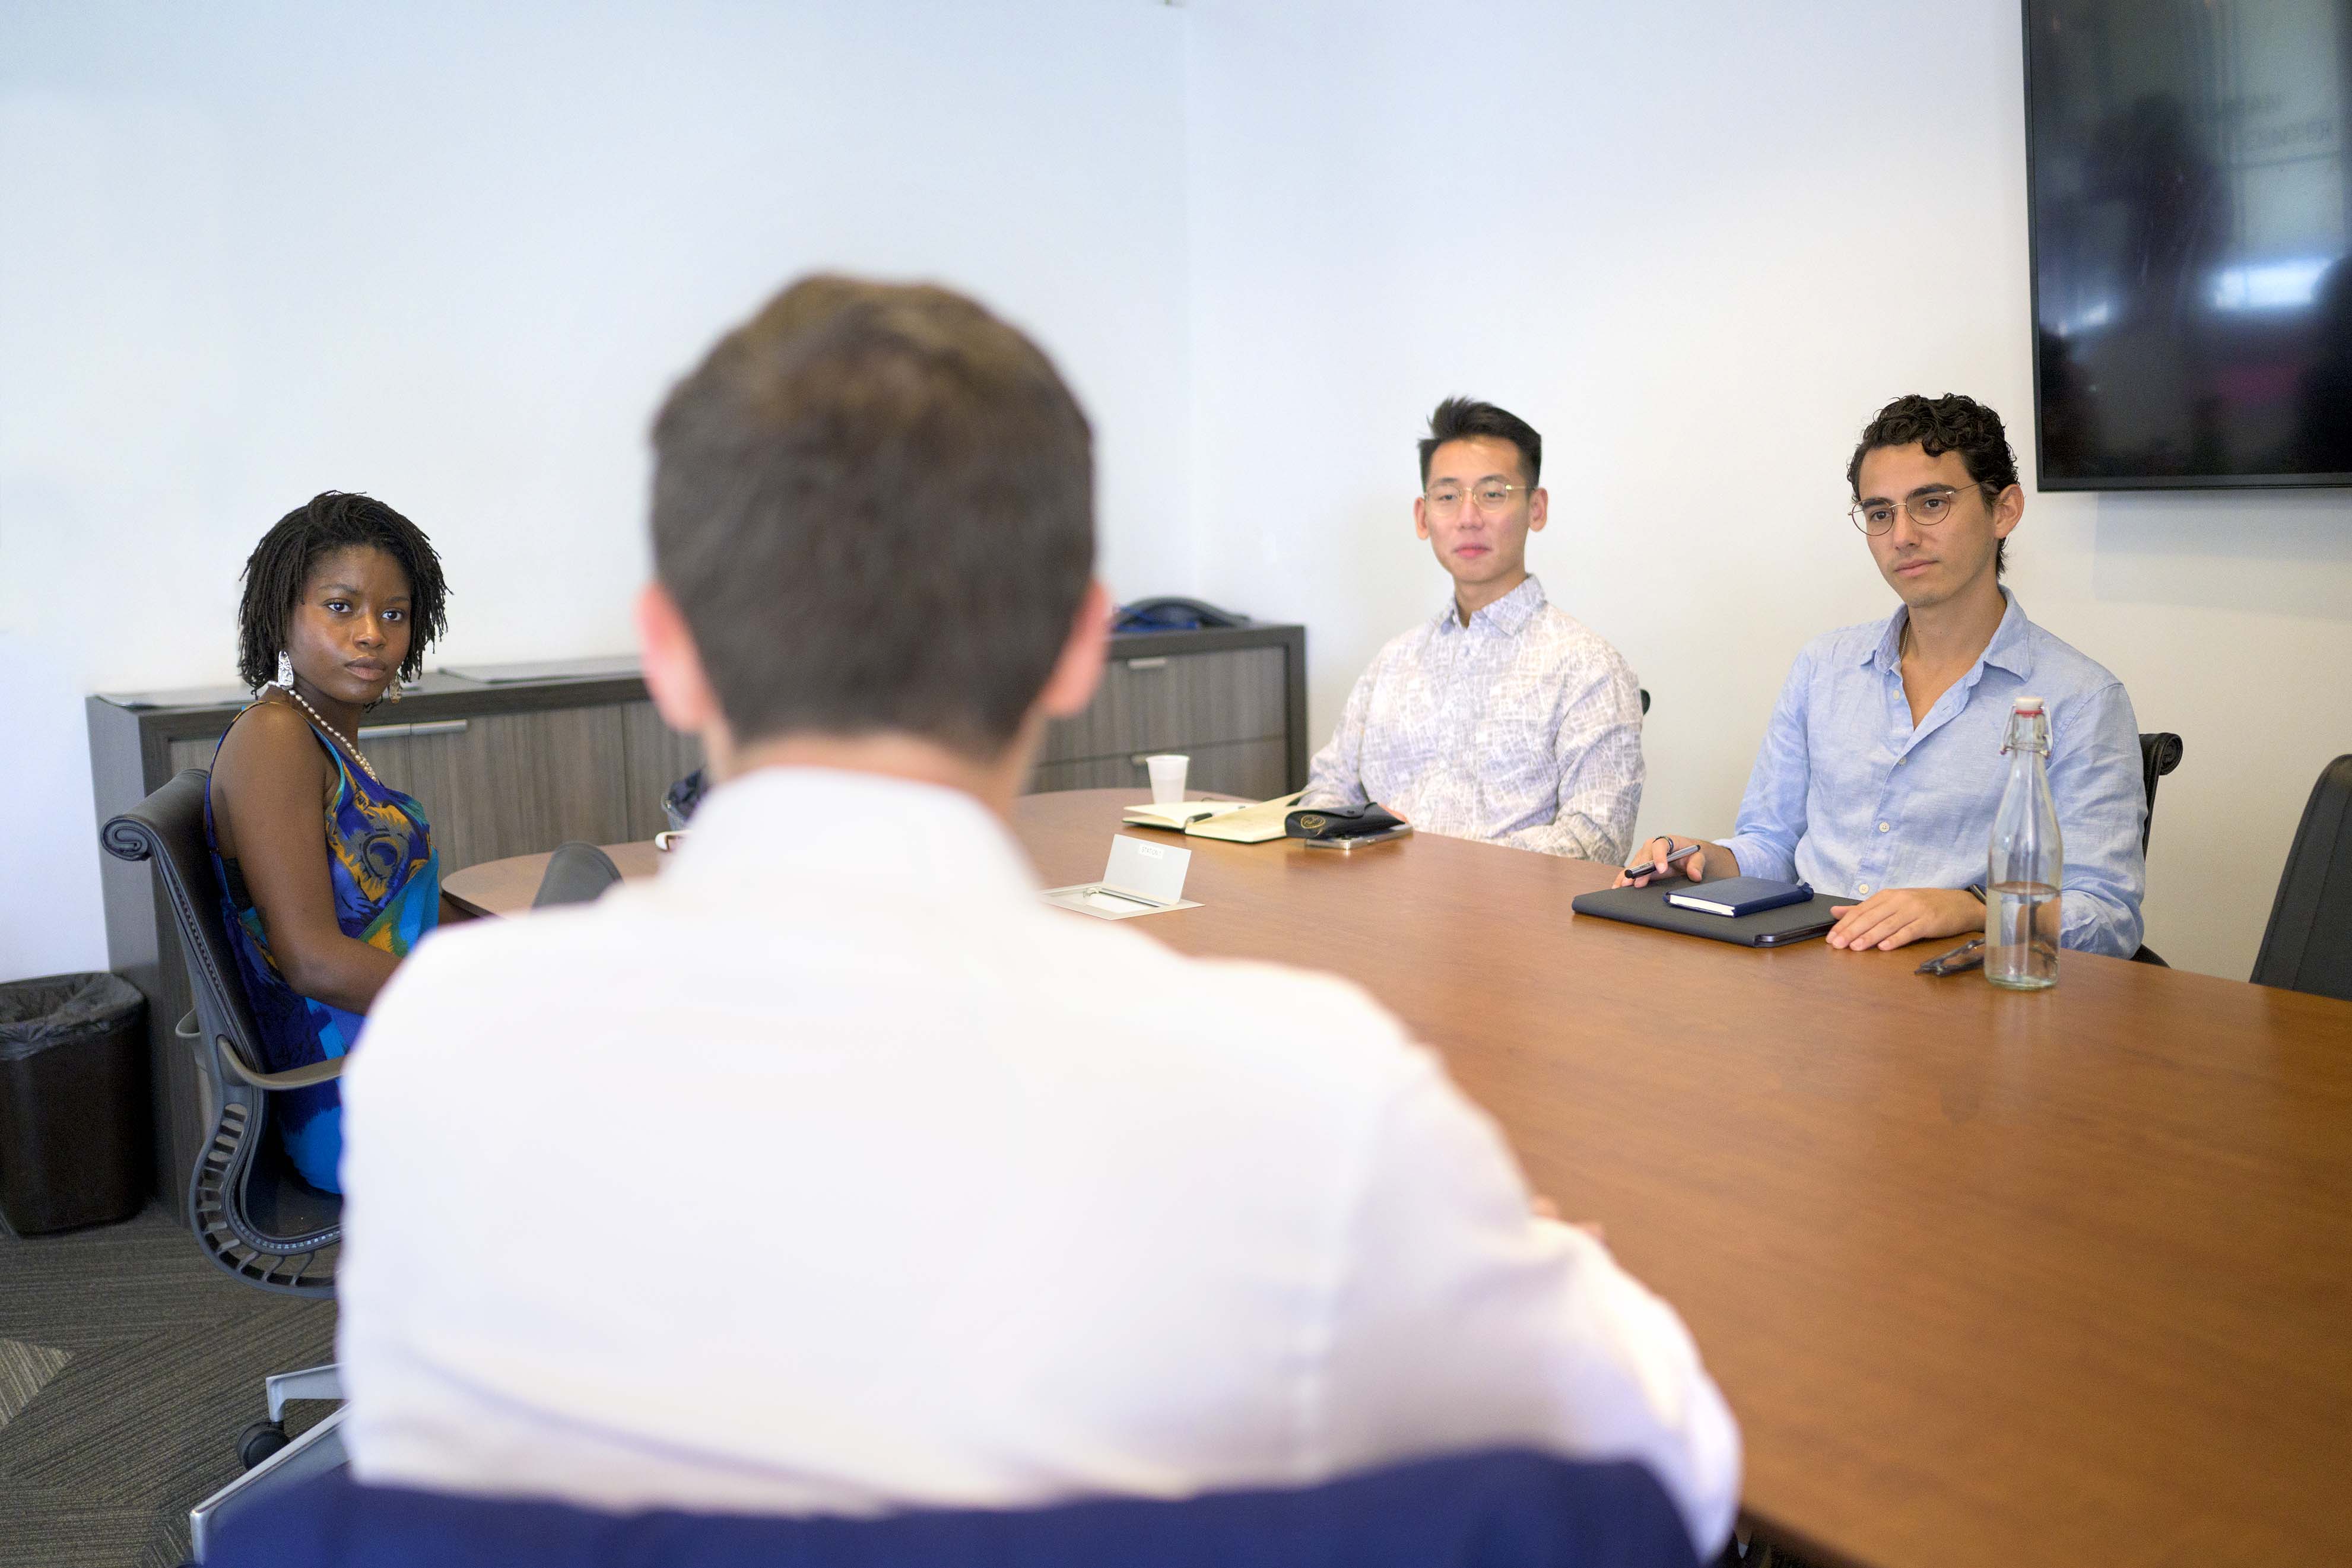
left=1664, top=877, right=1814, bottom=918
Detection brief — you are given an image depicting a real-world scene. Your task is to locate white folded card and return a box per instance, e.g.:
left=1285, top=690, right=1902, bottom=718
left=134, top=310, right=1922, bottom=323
left=1042, top=835, right=1201, bottom=920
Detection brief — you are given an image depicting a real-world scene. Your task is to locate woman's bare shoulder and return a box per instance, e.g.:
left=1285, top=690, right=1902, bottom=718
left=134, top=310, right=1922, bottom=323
left=211, top=700, right=329, bottom=789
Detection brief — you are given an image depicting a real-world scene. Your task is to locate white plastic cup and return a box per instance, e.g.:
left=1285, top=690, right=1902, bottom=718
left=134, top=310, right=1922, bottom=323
left=1145, top=754, right=1190, bottom=804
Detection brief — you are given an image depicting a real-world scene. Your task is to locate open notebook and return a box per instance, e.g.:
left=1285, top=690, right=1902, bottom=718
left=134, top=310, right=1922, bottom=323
left=1122, top=789, right=1307, bottom=845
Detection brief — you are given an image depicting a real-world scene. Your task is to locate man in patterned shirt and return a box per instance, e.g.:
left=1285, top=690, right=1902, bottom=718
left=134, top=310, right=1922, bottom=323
left=1300, top=397, right=1644, bottom=863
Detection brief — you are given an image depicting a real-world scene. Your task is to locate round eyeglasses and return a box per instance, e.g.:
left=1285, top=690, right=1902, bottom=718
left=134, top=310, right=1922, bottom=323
left=1849, top=482, right=1993, bottom=536
left=1423, top=481, right=1529, bottom=518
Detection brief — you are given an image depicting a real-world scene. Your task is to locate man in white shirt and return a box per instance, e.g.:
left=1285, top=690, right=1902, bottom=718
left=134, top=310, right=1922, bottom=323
left=1300, top=398, right=1645, bottom=864
left=336, top=278, right=1739, bottom=1557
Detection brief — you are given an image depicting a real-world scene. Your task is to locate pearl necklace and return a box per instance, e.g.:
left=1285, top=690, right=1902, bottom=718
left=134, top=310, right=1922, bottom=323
left=271, top=681, right=380, bottom=784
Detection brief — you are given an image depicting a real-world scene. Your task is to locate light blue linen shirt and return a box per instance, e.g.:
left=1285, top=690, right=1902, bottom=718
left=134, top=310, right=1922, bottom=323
left=1718, top=590, right=2146, bottom=956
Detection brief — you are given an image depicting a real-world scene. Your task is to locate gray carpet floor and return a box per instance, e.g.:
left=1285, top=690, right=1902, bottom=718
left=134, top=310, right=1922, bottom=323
left=0, top=1204, right=336, bottom=1568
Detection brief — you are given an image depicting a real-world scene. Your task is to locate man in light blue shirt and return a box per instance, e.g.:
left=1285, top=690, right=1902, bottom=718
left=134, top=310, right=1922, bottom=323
left=1622, top=394, right=2145, bottom=957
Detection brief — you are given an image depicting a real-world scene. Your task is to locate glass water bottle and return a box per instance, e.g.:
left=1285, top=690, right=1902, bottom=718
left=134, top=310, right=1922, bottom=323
left=1986, top=696, right=2062, bottom=989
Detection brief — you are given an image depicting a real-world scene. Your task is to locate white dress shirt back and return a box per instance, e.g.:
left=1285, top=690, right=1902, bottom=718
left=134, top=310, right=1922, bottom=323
left=337, top=767, right=1738, bottom=1554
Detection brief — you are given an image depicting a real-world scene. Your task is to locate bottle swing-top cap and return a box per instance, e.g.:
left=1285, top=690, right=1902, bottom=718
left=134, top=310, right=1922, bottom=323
left=2002, top=696, right=2050, bottom=754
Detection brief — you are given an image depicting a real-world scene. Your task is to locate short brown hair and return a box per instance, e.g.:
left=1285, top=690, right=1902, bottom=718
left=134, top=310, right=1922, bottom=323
left=650, top=277, right=1095, bottom=758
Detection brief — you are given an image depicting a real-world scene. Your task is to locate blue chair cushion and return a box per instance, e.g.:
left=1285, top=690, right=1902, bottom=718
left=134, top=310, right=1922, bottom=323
left=209, top=1448, right=1700, bottom=1568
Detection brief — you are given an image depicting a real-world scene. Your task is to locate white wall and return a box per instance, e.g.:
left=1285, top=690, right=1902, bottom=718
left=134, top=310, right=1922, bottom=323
left=1183, top=0, right=2352, bottom=980
left=8, top=0, right=2347, bottom=986
left=0, top=1, right=1191, bottom=981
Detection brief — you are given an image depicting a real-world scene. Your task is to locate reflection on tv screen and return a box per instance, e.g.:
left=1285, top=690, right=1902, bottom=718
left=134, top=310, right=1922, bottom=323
left=2027, top=0, right=2352, bottom=487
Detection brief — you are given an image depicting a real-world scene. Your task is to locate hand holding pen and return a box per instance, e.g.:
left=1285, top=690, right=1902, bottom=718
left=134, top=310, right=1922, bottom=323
left=1613, top=837, right=1712, bottom=888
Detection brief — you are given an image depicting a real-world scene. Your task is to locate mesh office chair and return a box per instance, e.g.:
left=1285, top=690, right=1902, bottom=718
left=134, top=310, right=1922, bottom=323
left=100, top=768, right=350, bottom=1563
left=2131, top=732, right=2183, bottom=967
left=2252, top=753, right=2352, bottom=1002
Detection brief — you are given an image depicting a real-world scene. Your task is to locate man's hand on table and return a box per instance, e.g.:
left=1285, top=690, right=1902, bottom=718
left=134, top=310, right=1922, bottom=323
left=1826, top=887, right=1982, bottom=951
left=1613, top=836, right=1738, bottom=888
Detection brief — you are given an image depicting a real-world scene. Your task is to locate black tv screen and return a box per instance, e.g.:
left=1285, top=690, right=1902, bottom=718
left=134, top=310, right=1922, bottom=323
left=2025, top=0, right=2352, bottom=488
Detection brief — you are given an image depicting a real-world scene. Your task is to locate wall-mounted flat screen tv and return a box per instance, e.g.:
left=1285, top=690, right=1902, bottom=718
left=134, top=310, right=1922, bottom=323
left=2025, top=0, right=2352, bottom=488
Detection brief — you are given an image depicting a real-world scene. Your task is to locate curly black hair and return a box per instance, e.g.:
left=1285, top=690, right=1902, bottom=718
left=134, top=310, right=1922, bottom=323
left=236, top=492, right=449, bottom=691
left=1846, top=394, right=2020, bottom=577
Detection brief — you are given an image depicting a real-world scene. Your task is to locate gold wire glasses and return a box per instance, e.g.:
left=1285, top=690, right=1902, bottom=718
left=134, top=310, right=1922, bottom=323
left=1424, top=481, right=1529, bottom=518
left=1849, top=482, right=1993, bottom=536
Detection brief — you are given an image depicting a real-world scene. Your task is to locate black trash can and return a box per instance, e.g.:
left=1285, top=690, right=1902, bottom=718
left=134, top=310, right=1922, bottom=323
left=0, top=972, right=151, bottom=1235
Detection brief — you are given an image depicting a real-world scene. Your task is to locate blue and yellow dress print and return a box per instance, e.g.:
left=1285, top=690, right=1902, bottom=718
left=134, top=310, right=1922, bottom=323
left=204, top=707, right=439, bottom=1192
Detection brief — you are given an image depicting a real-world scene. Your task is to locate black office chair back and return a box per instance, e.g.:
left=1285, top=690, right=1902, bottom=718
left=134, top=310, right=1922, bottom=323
left=1639, top=688, right=1650, bottom=716
left=100, top=768, right=339, bottom=1296
left=2138, top=732, right=2183, bottom=857
left=2252, top=754, right=2352, bottom=1002
left=533, top=842, right=623, bottom=909
left=2126, top=732, right=2185, bottom=966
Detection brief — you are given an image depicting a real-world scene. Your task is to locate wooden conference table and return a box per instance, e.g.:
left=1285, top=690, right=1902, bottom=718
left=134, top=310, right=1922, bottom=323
left=446, top=789, right=2352, bottom=1567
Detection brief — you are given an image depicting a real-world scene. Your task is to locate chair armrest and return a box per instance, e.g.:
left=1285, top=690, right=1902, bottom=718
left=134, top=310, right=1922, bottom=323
left=177, top=1010, right=350, bottom=1091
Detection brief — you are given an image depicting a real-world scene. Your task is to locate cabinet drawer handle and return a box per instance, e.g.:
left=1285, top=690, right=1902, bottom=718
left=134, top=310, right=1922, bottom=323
left=357, top=719, right=469, bottom=741
left=1124, top=656, right=1169, bottom=671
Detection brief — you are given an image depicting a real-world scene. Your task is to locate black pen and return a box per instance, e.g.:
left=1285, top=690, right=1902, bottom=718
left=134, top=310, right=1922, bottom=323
left=1623, top=841, right=1702, bottom=881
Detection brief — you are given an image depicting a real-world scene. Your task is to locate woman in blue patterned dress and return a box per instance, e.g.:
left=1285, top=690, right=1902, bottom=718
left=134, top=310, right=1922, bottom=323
left=205, top=493, right=452, bottom=1192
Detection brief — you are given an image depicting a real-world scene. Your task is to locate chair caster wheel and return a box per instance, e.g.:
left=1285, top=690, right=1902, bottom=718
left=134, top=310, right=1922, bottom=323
left=237, top=1419, right=290, bottom=1470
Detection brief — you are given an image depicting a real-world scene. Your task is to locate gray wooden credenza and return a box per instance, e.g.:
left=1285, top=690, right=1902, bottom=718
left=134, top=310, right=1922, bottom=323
left=87, top=623, right=1306, bottom=1214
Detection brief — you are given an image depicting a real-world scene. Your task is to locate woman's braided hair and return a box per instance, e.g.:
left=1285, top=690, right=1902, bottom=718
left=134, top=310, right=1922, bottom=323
left=236, top=491, right=449, bottom=691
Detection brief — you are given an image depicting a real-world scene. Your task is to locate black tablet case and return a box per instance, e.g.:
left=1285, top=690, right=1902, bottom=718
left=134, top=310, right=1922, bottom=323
left=1570, top=881, right=1851, bottom=947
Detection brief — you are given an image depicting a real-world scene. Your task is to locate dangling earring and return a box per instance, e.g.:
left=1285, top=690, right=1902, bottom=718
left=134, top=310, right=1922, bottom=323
left=386, top=671, right=404, bottom=703
left=275, top=650, right=294, bottom=691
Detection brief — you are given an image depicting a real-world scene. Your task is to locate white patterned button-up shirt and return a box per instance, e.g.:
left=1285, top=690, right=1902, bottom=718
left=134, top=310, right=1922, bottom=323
left=1302, top=576, right=1645, bottom=864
